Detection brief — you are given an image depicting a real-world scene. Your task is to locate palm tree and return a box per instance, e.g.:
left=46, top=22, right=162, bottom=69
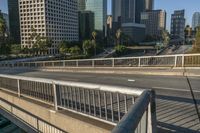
left=92, top=31, right=97, bottom=55
left=116, top=29, right=122, bottom=46
left=0, top=13, right=6, bottom=43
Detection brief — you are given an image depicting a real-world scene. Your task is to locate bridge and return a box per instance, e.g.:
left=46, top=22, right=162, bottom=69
left=0, top=54, right=200, bottom=133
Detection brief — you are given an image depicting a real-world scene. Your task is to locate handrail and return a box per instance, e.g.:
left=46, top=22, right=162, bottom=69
left=0, top=53, right=200, bottom=68
left=112, top=91, right=151, bottom=133
left=0, top=74, right=144, bottom=96
left=0, top=74, right=156, bottom=133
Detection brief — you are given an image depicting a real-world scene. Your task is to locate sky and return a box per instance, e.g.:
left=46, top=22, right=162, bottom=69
left=1, top=0, right=200, bottom=31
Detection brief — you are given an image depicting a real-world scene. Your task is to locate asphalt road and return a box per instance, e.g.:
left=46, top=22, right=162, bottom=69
left=0, top=69, right=200, bottom=133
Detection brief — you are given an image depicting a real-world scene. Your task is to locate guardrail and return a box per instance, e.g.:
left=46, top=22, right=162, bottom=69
left=0, top=74, right=156, bottom=133
left=0, top=54, right=200, bottom=68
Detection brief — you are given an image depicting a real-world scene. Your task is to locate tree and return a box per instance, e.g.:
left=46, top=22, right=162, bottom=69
left=10, top=44, right=21, bottom=55
left=191, top=26, right=200, bottom=53
left=0, top=13, right=6, bottom=41
left=28, top=28, right=52, bottom=55
left=114, top=45, right=127, bottom=56
left=92, top=31, right=97, bottom=55
left=69, top=46, right=81, bottom=56
left=82, top=40, right=95, bottom=56
left=162, top=30, right=170, bottom=47
left=116, top=29, right=122, bottom=46
left=58, top=41, right=70, bottom=55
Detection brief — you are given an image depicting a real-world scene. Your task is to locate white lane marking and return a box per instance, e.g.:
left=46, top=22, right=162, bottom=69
left=128, top=79, right=135, bottom=82
left=153, top=87, right=200, bottom=93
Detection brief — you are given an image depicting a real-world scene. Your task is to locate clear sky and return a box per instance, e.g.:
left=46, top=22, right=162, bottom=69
left=1, top=0, right=200, bottom=30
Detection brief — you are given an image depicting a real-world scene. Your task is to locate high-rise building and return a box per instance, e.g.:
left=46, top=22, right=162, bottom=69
left=171, top=10, right=186, bottom=38
left=141, top=10, right=166, bottom=37
left=112, top=0, right=121, bottom=22
left=111, top=0, right=154, bottom=43
left=192, top=12, right=200, bottom=30
left=2, top=12, right=9, bottom=35
left=8, top=0, right=21, bottom=43
left=83, top=0, right=107, bottom=32
left=19, top=0, right=79, bottom=54
left=112, top=0, right=154, bottom=23
left=78, top=11, right=94, bottom=40
left=78, top=0, right=86, bottom=11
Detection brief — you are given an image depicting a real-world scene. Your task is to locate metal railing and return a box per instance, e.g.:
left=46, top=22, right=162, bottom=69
left=0, top=74, right=156, bottom=133
left=0, top=99, right=65, bottom=133
left=0, top=54, right=200, bottom=68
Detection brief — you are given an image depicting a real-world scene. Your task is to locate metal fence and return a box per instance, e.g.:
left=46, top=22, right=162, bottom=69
left=1, top=54, right=200, bottom=68
left=0, top=99, right=65, bottom=133
left=0, top=74, right=156, bottom=133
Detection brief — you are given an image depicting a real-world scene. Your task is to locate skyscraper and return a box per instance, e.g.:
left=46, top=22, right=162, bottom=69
left=114, top=0, right=154, bottom=24
left=78, top=0, right=86, bottom=11
left=8, top=0, right=21, bottom=43
left=19, top=0, right=79, bottom=54
left=192, top=12, right=200, bottom=30
left=78, top=11, right=94, bottom=40
left=84, top=0, right=107, bottom=32
left=112, top=0, right=154, bottom=43
left=112, top=0, right=121, bottom=22
left=141, top=10, right=166, bottom=37
left=171, top=10, right=186, bottom=38
left=2, top=12, right=9, bottom=35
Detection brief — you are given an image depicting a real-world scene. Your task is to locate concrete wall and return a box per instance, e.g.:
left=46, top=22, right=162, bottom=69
left=0, top=90, right=114, bottom=133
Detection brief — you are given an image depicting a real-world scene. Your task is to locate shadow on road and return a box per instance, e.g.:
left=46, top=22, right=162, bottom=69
left=156, top=95, right=200, bottom=133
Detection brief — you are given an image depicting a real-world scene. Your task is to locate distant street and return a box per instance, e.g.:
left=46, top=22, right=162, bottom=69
left=0, top=69, right=200, bottom=133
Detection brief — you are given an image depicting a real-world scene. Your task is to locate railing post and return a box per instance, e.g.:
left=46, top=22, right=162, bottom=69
left=92, top=60, right=95, bottom=67
left=17, top=79, right=21, bottom=97
left=149, top=90, right=157, bottom=133
left=76, top=60, right=79, bottom=67
left=52, top=81, right=58, bottom=111
left=138, top=57, right=141, bottom=67
left=182, top=55, right=185, bottom=68
left=63, top=61, right=65, bottom=67
left=112, top=58, right=115, bottom=67
left=174, top=56, right=177, bottom=67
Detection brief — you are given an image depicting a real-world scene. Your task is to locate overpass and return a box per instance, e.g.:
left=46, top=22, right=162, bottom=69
left=0, top=74, right=156, bottom=133
left=0, top=54, right=200, bottom=133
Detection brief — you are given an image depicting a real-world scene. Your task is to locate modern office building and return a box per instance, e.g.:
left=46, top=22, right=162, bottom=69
left=78, top=0, right=86, bottom=11
left=8, top=0, right=21, bottom=43
left=112, top=0, right=121, bottom=23
left=171, top=10, right=186, bottom=38
left=112, top=0, right=154, bottom=23
left=78, top=11, right=94, bottom=40
left=2, top=12, right=10, bottom=35
left=192, top=12, right=200, bottom=30
left=83, top=0, right=107, bottom=33
left=19, top=0, right=79, bottom=54
left=112, top=0, right=153, bottom=42
left=141, top=10, right=166, bottom=37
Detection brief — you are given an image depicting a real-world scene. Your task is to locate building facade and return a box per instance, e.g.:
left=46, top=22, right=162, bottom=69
left=112, top=0, right=154, bottom=43
left=141, top=10, right=166, bottom=37
left=84, top=0, right=107, bottom=32
left=8, top=0, right=21, bottom=44
left=112, top=0, right=121, bottom=22
left=112, top=0, right=154, bottom=24
left=78, top=11, right=94, bottom=40
left=171, top=10, right=186, bottom=38
left=2, top=12, right=9, bottom=35
left=78, top=0, right=86, bottom=11
left=19, top=0, right=79, bottom=54
left=192, top=12, right=200, bottom=30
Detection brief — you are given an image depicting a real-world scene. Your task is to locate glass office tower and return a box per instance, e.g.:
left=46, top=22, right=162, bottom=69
left=85, top=0, right=107, bottom=31
left=8, top=0, right=21, bottom=43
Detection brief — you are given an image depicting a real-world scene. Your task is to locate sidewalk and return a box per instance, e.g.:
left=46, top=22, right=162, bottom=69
left=35, top=67, right=200, bottom=77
